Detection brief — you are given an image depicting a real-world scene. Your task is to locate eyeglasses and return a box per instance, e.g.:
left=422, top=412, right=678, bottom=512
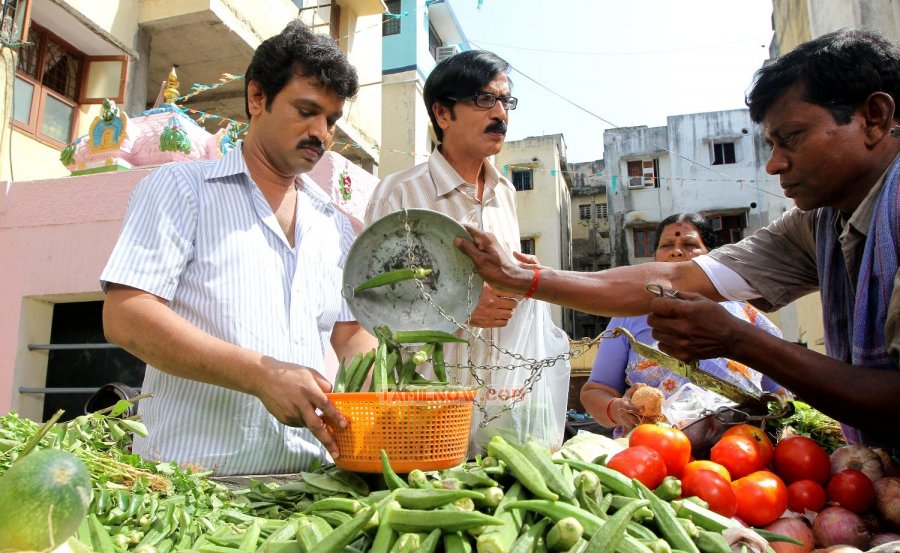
left=448, top=92, right=518, bottom=110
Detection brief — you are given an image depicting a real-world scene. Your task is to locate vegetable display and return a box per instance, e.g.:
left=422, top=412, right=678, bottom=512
left=0, top=405, right=897, bottom=552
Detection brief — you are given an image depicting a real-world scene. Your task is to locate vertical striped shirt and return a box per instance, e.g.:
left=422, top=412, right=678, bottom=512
left=100, top=144, right=356, bottom=475
left=364, top=148, right=521, bottom=382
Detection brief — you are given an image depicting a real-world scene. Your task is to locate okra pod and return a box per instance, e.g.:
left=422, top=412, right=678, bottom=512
left=510, top=518, right=551, bottom=553
left=444, top=532, right=473, bottom=553
left=354, top=266, right=433, bottom=293
left=334, top=352, right=364, bottom=393
left=412, top=343, right=436, bottom=366
left=653, top=476, right=682, bottom=502
left=475, top=482, right=524, bottom=553
left=670, top=500, right=740, bottom=533
left=386, top=508, right=503, bottom=533
left=395, top=487, right=485, bottom=510
left=407, top=469, right=431, bottom=489
left=413, top=528, right=442, bottom=553
left=471, top=486, right=504, bottom=509
left=238, top=519, right=262, bottom=551
left=305, top=497, right=362, bottom=514
left=694, top=530, right=731, bottom=553
left=393, top=330, right=467, bottom=344
left=635, top=480, right=700, bottom=553
left=313, top=505, right=376, bottom=553
left=584, top=499, right=649, bottom=553
left=431, top=343, right=447, bottom=383
left=487, top=436, right=558, bottom=501
left=370, top=502, right=400, bottom=553
left=522, top=439, right=576, bottom=501
left=346, top=350, right=376, bottom=393
left=371, top=340, right=390, bottom=392
left=546, top=517, right=584, bottom=552
left=556, top=458, right=639, bottom=498
left=381, top=449, right=410, bottom=490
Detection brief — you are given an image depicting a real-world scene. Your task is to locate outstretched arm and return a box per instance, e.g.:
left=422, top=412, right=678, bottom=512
left=648, top=291, right=900, bottom=440
left=103, top=284, right=348, bottom=458
left=455, top=226, right=724, bottom=317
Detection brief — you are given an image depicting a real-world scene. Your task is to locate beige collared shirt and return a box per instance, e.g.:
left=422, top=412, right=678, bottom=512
left=364, top=148, right=521, bottom=380
left=706, top=157, right=900, bottom=365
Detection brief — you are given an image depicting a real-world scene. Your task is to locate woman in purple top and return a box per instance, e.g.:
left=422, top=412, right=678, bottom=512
left=580, top=213, right=786, bottom=436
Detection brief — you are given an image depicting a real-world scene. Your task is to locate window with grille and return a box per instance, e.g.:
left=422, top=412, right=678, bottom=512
left=428, top=22, right=442, bottom=60
left=383, top=0, right=401, bottom=36
left=711, top=142, right=736, bottom=165
left=627, top=159, right=659, bottom=188
left=596, top=203, right=608, bottom=219
left=521, top=238, right=536, bottom=256
left=12, top=23, right=81, bottom=147
left=512, top=169, right=533, bottom=191
left=633, top=227, right=657, bottom=258
left=579, top=204, right=591, bottom=220
left=0, top=0, right=30, bottom=44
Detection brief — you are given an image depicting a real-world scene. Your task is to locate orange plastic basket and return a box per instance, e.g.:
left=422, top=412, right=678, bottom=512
left=325, top=389, right=477, bottom=473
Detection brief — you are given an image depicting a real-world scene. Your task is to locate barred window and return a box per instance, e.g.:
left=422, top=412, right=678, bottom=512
left=383, top=0, right=401, bottom=36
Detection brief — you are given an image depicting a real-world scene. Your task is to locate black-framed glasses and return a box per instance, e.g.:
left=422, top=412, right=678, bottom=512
left=448, top=92, right=518, bottom=110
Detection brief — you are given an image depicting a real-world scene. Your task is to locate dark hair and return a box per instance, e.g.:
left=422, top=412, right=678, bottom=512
left=746, top=28, right=900, bottom=124
left=653, top=213, right=716, bottom=252
left=244, top=20, right=359, bottom=119
left=423, top=50, right=512, bottom=142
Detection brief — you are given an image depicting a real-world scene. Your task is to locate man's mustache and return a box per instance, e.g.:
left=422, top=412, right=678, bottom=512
left=296, top=138, right=325, bottom=155
left=485, top=121, right=508, bottom=134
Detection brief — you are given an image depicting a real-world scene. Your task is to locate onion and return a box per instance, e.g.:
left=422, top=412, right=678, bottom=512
left=830, top=445, right=883, bottom=483
left=811, top=507, right=870, bottom=549
left=873, top=448, right=900, bottom=477
left=874, top=476, right=900, bottom=528
left=870, top=533, right=900, bottom=547
left=764, top=517, right=814, bottom=553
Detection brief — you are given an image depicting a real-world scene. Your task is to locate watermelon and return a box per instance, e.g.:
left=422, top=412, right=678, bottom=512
left=0, top=448, right=91, bottom=552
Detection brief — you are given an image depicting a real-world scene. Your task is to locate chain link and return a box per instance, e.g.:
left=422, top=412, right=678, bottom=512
left=397, top=209, right=611, bottom=426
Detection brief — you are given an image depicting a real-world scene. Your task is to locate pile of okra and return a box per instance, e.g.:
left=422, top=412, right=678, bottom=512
left=63, top=424, right=802, bottom=552
left=332, top=326, right=468, bottom=393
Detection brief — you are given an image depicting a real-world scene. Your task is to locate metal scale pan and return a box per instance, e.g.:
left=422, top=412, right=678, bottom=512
left=342, top=209, right=483, bottom=335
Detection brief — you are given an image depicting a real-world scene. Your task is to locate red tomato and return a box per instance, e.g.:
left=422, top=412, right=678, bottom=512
left=773, top=436, right=831, bottom=485
left=786, top=479, right=827, bottom=513
left=732, top=470, right=789, bottom=527
left=606, top=445, right=667, bottom=489
left=681, top=469, right=738, bottom=518
left=629, top=424, right=692, bottom=477
left=682, top=460, right=732, bottom=483
left=711, top=435, right=768, bottom=479
left=722, top=424, right=775, bottom=467
left=826, top=468, right=875, bottom=514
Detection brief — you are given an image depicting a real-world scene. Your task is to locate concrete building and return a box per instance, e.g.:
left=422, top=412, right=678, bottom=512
left=0, top=0, right=386, bottom=421
left=379, top=0, right=466, bottom=176
left=770, top=0, right=900, bottom=57
left=494, top=133, right=572, bottom=329
left=568, top=159, right=610, bottom=340
left=602, top=109, right=818, bottom=350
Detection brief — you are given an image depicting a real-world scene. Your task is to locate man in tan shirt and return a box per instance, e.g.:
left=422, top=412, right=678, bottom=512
left=457, top=29, right=900, bottom=454
left=366, top=50, right=570, bottom=449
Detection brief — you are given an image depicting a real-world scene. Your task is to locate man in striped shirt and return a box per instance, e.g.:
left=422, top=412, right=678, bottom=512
left=100, top=21, right=376, bottom=475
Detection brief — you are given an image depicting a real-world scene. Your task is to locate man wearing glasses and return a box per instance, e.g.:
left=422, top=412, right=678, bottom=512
left=365, top=49, right=565, bottom=452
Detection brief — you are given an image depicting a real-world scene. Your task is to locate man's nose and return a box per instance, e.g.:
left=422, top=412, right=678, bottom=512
left=766, top=148, right=789, bottom=175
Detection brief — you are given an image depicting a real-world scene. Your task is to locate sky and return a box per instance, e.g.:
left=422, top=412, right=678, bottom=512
left=448, top=0, right=775, bottom=163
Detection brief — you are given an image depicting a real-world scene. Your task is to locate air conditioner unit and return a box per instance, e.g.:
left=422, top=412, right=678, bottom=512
left=435, top=44, right=461, bottom=63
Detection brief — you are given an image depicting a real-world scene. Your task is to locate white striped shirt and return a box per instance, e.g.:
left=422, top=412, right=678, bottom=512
left=101, top=144, right=356, bottom=475
left=364, top=148, right=521, bottom=382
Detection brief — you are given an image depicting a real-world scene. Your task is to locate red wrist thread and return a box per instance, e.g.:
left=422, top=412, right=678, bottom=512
left=606, top=399, right=616, bottom=424
left=523, top=267, right=541, bottom=299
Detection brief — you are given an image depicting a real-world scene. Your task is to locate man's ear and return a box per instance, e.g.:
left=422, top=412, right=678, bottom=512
left=247, top=80, right=267, bottom=117
left=432, top=102, right=453, bottom=131
left=861, top=91, right=896, bottom=146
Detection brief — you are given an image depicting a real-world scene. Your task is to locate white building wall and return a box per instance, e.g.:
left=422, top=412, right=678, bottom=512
left=603, top=109, right=804, bottom=343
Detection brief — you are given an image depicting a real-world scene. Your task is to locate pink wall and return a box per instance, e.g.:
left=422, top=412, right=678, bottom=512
left=0, top=169, right=152, bottom=412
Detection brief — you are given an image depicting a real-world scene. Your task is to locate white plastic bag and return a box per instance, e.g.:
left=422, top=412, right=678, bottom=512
left=464, top=298, right=571, bottom=453
left=661, top=382, right=734, bottom=430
